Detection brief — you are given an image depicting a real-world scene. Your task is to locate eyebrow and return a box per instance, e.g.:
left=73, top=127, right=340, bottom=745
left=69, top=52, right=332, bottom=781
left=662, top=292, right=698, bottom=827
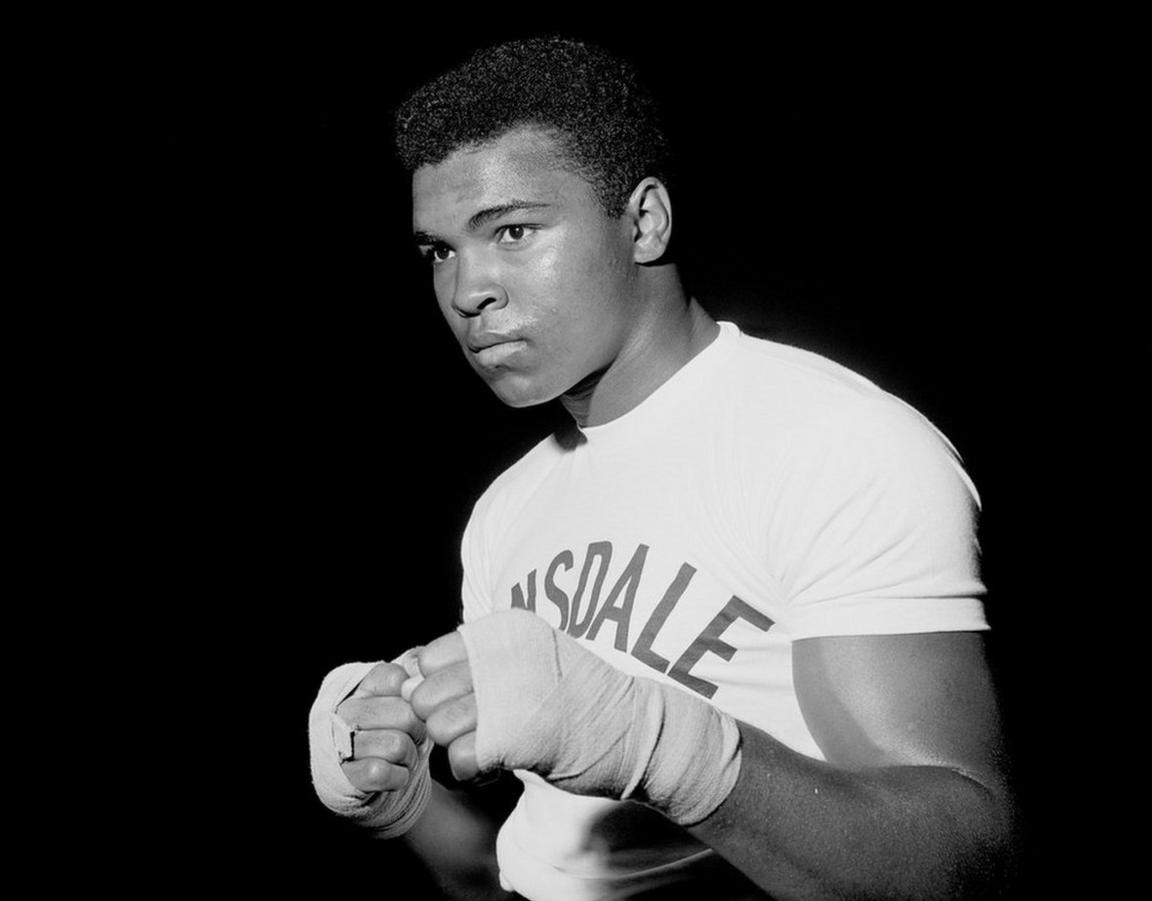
left=413, top=199, right=552, bottom=244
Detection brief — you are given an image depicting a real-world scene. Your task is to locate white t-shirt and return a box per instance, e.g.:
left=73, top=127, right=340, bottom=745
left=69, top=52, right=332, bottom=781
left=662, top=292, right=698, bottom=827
left=461, top=321, right=987, bottom=899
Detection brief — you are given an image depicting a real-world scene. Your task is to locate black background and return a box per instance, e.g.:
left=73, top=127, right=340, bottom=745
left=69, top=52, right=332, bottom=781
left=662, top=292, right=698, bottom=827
left=150, top=15, right=1105, bottom=896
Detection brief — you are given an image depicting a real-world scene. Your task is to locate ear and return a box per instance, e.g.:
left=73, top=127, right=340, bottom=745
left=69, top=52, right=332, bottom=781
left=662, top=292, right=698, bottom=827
left=625, top=177, right=673, bottom=264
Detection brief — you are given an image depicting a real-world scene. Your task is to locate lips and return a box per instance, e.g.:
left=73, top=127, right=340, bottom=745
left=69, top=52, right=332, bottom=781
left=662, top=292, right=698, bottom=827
left=467, top=332, right=528, bottom=369
left=467, top=332, right=523, bottom=353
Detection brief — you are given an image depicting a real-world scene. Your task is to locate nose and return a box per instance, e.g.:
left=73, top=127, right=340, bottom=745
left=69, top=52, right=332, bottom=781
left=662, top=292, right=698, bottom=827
left=451, top=255, right=508, bottom=318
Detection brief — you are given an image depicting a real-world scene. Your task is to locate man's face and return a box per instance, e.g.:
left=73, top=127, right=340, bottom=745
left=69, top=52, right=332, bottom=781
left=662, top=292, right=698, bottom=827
left=412, top=127, right=639, bottom=408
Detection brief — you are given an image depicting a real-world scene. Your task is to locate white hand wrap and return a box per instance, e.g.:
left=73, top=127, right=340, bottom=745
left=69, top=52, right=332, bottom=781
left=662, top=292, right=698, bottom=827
left=458, top=609, right=742, bottom=826
left=307, top=651, right=432, bottom=838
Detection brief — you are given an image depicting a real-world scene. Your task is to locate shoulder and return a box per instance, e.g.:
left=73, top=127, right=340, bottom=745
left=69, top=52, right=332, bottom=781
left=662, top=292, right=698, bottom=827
left=726, top=337, right=988, bottom=634
left=720, top=325, right=908, bottom=425
left=714, top=325, right=974, bottom=497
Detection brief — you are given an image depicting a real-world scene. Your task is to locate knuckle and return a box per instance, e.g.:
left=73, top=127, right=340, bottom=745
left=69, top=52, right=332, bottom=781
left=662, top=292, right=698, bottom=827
left=447, top=732, right=478, bottom=781
left=417, top=632, right=466, bottom=676
left=364, top=662, right=408, bottom=695
left=389, top=698, right=424, bottom=736
left=341, top=696, right=419, bottom=731
left=409, top=683, right=437, bottom=720
left=342, top=760, right=376, bottom=793
left=399, top=704, right=427, bottom=740
left=425, top=708, right=453, bottom=743
left=364, top=728, right=415, bottom=764
left=410, top=662, right=474, bottom=720
left=449, top=660, right=472, bottom=685
left=364, top=758, right=385, bottom=782
left=335, top=697, right=360, bottom=724
left=379, top=730, right=405, bottom=759
left=395, top=734, right=419, bottom=766
left=426, top=694, right=476, bottom=745
left=415, top=640, right=444, bottom=675
left=363, top=758, right=405, bottom=792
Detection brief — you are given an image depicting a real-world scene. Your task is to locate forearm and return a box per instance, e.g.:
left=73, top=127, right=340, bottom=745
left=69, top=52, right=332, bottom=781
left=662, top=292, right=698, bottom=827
left=689, top=721, right=1017, bottom=900
left=401, top=780, right=512, bottom=900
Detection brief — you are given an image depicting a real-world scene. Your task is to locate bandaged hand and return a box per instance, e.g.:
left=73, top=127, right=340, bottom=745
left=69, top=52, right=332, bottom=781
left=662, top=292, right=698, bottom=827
left=336, top=662, right=429, bottom=793
left=412, top=609, right=742, bottom=826
left=308, top=654, right=433, bottom=837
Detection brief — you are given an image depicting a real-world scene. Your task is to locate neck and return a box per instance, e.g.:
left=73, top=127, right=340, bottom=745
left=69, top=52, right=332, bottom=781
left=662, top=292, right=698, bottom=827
left=560, top=291, right=719, bottom=428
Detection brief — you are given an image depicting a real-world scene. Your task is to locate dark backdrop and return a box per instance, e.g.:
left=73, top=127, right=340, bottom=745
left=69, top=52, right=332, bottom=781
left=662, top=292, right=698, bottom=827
left=155, top=18, right=1087, bottom=896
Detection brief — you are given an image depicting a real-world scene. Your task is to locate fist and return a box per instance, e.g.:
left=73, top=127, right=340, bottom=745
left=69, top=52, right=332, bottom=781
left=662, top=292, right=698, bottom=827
left=411, top=633, right=481, bottom=781
left=336, top=661, right=427, bottom=793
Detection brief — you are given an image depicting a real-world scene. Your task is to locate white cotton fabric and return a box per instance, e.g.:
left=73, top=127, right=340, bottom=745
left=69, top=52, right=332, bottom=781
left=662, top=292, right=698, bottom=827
left=458, top=608, right=741, bottom=826
left=459, top=321, right=989, bottom=898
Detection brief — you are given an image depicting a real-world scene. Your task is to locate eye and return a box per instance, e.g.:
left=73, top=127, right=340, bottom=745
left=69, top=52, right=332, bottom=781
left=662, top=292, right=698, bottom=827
left=419, top=243, right=455, bottom=265
left=496, top=224, right=536, bottom=245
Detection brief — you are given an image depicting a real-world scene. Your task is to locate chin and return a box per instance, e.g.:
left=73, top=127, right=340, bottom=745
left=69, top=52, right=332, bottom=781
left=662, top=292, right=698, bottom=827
left=483, top=371, right=562, bottom=409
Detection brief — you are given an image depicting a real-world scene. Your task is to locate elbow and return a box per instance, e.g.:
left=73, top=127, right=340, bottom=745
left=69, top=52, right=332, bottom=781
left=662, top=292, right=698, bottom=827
left=942, top=767, right=1022, bottom=895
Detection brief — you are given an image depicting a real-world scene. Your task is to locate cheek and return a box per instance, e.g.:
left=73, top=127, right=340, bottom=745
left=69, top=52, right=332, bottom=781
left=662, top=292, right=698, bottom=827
left=505, top=250, right=569, bottom=330
left=530, top=232, right=622, bottom=314
left=431, top=270, right=452, bottom=312
left=431, top=272, right=466, bottom=335
left=521, top=244, right=565, bottom=293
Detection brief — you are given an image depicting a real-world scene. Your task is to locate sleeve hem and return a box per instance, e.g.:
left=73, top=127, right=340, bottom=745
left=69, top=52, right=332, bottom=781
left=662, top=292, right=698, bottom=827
left=787, top=597, right=988, bottom=640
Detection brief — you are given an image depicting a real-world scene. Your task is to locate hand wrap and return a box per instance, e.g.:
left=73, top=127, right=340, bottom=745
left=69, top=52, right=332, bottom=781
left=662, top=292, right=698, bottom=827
left=458, top=609, right=742, bottom=826
left=307, top=651, right=432, bottom=838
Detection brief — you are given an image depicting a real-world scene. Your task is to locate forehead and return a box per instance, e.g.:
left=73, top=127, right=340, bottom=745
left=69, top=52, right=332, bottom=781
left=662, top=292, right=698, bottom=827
left=412, top=127, right=596, bottom=233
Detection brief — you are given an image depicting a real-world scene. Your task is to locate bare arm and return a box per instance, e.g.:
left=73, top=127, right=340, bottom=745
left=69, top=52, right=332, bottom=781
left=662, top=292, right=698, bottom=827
left=401, top=778, right=515, bottom=900
left=688, top=631, right=1018, bottom=900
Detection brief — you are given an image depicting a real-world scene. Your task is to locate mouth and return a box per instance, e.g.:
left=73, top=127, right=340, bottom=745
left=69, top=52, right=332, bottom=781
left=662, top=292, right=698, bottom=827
left=470, top=338, right=527, bottom=368
left=467, top=333, right=523, bottom=353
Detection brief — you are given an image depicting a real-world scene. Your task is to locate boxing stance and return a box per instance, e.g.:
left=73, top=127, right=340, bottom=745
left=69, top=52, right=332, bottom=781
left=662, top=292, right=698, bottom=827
left=309, top=37, right=1016, bottom=900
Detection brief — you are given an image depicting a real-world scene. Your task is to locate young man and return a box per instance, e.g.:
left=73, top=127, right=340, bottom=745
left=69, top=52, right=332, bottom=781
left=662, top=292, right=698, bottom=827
left=309, top=37, right=1016, bottom=899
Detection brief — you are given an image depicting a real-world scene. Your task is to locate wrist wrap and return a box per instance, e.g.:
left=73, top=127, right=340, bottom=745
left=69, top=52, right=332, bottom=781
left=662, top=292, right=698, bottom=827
left=458, top=609, right=741, bottom=826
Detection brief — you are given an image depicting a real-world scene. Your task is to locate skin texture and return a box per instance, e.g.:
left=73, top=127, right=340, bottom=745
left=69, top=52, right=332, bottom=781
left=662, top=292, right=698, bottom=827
left=688, top=633, right=1015, bottom=899
left=335, top=662, right=425, bottom=793
left=410, top=126, right=717, bottom=427
left=334, top=127, right=1017, bottom=898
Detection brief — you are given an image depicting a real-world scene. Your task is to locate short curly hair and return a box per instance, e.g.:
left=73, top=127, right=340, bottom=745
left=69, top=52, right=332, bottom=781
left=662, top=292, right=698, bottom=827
left=394, top=37, right=672, bottom=217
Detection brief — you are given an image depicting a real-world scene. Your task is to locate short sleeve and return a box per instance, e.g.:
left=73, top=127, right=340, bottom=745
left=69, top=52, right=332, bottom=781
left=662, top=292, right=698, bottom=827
left=768, top=396, right=987, bottom=639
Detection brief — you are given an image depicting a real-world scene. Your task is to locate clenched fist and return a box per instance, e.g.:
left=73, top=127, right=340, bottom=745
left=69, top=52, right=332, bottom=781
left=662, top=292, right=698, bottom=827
left=337, top=661, right=428, bottom=793
left=410, top=632, right=482, bottom=781
left=408, top=610, right=742, bottom=825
